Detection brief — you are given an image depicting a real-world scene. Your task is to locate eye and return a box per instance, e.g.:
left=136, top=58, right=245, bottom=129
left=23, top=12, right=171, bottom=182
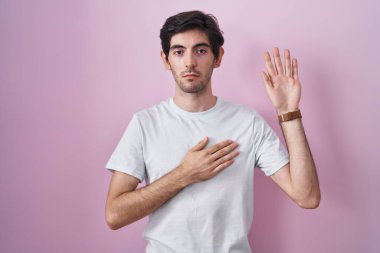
left=173, top=50, right=183, bottom=56
left=196, top=48, right=208, bottom=54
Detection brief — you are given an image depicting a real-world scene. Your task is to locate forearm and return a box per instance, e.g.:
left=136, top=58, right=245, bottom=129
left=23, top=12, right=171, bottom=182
left=280, top=118, right=320, bottom=206
left=108, top=167, right=190, bottom=230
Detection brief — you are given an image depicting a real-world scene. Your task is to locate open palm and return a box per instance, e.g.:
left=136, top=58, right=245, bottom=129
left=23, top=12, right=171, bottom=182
left=261, top=48, right=301, bottom=115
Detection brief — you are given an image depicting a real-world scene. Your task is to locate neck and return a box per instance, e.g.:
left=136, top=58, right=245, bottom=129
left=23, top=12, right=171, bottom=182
left=173, top=85, right=217, bottom=112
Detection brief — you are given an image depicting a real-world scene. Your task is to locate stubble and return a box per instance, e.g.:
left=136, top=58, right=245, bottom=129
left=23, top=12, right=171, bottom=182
left=171, top=66, right=214, bottom=95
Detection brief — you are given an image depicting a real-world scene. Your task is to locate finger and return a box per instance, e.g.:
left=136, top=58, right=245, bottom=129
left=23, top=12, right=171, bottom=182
left=285, top=49, right=292, bottom=78
left=210, top=142, right=239, bottom=161
left=212, top=150, right=240, bottom=170
left=205, top=139, right=233, bottom=154
left=273, top=47, right=284, bottom=75
left=211, top=159, right=234, bottom=175
left=264, top=51, right=276, bottom=77
left=292, top=58, right=299, bottom=80
left=190, top=137, right=208, bottom=152
left=261, top=71, right=273, bottom=89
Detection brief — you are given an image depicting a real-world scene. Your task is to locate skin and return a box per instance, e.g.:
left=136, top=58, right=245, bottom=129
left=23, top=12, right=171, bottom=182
left=105, top=29, right=320, bottom=230
left=262, top=48, right=320, bottom=208
left=161, top=29, right=224, bottom=112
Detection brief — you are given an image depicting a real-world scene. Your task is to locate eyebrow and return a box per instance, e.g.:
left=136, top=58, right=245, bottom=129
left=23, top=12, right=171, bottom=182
left=169, top=42, right=211, bottom=50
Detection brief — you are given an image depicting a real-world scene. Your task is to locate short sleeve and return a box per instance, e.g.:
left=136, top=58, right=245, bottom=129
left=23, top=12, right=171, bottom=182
left=105, top=114, right=146, bottom=182
left=253, top=113, right=289, bottom=176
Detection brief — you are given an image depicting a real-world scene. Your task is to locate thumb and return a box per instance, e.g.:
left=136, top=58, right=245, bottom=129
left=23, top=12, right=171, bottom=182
left=261, top=71, right=273, bottom=89
left=191, top=137, right=208, bottom=152
left=262, top=72, right=274, bottom=99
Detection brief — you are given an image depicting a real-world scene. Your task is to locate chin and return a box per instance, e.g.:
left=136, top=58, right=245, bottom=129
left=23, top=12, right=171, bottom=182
left=179, top=83, right=206, bottom=94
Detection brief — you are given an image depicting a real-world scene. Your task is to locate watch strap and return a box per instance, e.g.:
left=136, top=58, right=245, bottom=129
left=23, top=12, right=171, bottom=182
left=278, top=109, right=302, bottom=123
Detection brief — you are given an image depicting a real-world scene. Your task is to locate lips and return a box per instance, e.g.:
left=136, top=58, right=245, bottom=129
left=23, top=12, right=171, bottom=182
left=183, top=73, right=200, bottom=77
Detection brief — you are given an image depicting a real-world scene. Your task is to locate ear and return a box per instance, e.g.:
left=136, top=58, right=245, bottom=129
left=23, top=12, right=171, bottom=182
left=213, top=47, right=224, bottom=68
left=160, top=51, right=171, bottom=70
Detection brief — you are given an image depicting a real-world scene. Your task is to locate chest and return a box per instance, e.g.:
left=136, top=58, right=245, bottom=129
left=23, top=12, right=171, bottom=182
left=140, top=116, right=256, bottom=183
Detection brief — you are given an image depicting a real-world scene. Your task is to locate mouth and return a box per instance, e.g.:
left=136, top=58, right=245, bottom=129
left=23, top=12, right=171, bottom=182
left=182, top=73, right=200, bottom=78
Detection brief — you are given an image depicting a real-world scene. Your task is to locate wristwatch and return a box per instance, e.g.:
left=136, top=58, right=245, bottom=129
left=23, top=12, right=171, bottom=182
left=278, top=109, right=302, bottom=123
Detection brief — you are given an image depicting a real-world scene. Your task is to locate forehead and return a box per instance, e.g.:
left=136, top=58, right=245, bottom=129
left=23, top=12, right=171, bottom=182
left=169, top=29, right=210, bottom=48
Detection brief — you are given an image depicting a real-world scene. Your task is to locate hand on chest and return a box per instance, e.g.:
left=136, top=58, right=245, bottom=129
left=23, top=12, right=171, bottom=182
left=142, top=119, right=255, bottom=183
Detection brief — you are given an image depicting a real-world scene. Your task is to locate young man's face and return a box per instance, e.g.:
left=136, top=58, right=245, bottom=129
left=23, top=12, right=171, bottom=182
left=161, top=29, right=223, bottom=94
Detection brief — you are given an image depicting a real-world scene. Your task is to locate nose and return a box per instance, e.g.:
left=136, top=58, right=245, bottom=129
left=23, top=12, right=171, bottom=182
left=184, top=51, right=196, bottom=69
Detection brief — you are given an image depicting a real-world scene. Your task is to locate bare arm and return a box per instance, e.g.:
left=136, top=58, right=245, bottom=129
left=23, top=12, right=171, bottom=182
left=105, top=137, right=239, bottom=230
left=271, top=119, right=320, bottom=208
left=261, top=47, right=320, bottom=208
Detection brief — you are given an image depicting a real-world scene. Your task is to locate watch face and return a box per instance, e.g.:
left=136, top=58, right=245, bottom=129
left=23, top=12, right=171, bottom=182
left=278, top=110, right=301, bottom=123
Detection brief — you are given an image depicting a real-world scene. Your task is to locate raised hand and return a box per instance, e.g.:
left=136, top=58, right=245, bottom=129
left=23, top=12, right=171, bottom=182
left=178, top=137, right=239, bottom=184
left=261, top=47, right=302, bottom=115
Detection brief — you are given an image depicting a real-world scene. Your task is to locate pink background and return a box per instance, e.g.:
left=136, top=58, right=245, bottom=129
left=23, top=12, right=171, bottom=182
left=1, top=0, right=379, bottom=252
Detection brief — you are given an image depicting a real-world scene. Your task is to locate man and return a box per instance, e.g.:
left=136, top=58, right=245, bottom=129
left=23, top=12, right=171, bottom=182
left=105, top=10, right=320, bottom=253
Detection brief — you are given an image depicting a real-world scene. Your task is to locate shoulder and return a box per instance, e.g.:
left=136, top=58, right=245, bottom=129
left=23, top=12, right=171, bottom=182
left=133, top=98, right=171, bottom=123
left=219, top=98, right=272, bottom=131
left=220, top=97, right=262, bottom=119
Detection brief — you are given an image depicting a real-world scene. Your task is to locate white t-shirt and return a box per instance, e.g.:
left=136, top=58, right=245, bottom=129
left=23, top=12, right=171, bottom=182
left=105, top=96, right=289, bottom=253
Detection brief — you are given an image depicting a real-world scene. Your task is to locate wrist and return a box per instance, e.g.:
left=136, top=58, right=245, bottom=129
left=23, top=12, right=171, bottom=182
left=278, top=109, right=302, bottom=123
left=276, top=107, right=300, bottom=115
left=173, top=164, right=194, bottom=187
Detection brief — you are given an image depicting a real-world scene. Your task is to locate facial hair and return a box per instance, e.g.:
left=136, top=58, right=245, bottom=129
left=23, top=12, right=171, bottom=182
left=171, top=66, right=214, bottom=94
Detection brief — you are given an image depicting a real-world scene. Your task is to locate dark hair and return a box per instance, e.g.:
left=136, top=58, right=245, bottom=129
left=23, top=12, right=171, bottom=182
left=160, top=10, right=224, bottom=61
